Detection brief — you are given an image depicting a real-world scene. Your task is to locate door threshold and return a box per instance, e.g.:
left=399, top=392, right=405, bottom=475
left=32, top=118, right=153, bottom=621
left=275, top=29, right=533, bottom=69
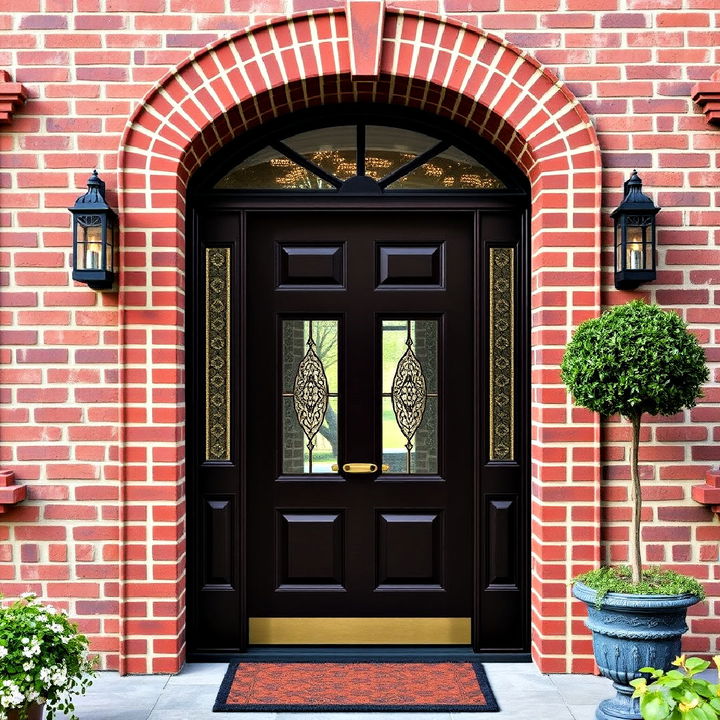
left=188, top=646, right=532, bottom=663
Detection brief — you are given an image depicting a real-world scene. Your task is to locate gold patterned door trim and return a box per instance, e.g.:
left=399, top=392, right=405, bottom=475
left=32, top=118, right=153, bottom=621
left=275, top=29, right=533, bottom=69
left=205, top=246, right=231, bottom=461
left=249, top=617, right=471, bottom=644
left=488, top=247, right=514, bottom=461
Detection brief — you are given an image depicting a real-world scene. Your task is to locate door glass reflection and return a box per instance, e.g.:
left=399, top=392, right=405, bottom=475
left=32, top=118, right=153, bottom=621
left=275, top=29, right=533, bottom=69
left=282, top=319, right=339, bottom=473
left=382, top=320, right=438, bottom=474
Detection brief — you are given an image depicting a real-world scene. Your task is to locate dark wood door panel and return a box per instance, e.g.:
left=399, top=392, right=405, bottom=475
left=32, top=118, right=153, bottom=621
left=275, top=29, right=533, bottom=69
left=201, top=496, right=237, bottom=589
left=278, top=511, right=345, bottom=588
left=377, top=511, right=443, bottom=588
left=246, top=211, right=475, bottom=619
left=188, top=204, right=529, bottom=655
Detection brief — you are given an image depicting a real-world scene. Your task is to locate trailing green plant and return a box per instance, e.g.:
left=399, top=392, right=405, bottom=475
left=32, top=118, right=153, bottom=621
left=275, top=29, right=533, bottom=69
left=561, top=300, right=709, bottom=584
left=632, top=655, right=720, bottom=720
left=574, top=566, right=706, bottom=608
left=0, top=593, right=96, bottom=720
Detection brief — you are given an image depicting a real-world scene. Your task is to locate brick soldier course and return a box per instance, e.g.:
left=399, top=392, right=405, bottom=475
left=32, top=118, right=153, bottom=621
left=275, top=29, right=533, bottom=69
left=0, top=0, right=718, bottom=677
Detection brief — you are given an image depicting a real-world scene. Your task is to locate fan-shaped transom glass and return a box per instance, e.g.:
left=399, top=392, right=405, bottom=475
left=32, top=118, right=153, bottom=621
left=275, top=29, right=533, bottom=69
left=214, top=123, right=506, bottom=192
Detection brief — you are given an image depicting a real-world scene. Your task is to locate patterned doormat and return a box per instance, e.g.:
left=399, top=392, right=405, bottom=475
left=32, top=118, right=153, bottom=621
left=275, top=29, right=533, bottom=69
left=213, top=657, right=499, bottom=712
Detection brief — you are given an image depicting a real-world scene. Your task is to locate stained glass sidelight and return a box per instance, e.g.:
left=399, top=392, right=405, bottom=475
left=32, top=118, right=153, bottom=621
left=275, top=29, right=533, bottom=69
left=382, top=320, right=438, bottom=474
left=282, top=320, right=339, bottom=474
left=489, top=248, right=514, bottom=461
left=205, top=247, right=231, bottom=461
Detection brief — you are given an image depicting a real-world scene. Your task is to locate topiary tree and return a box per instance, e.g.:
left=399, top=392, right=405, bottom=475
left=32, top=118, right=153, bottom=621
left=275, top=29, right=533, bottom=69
left=561, top=300, right=709, bottom=585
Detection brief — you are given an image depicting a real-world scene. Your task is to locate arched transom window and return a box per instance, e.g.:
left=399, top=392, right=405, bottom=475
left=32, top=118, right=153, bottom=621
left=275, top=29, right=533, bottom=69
left=215, top=123, right=508, bottom=194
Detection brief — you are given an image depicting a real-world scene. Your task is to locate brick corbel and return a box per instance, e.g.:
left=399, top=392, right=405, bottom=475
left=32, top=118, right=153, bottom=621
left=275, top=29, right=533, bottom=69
left=0, top=70, right=29, bottom=125
left=0, top=470, right=26, bottom=513
left=692, top=70, right=720, bottom=127
left=691, top=469, right=720, bottom=516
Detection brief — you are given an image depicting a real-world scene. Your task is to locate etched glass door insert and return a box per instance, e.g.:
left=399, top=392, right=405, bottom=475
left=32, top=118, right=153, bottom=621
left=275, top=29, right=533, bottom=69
left=282, top=319, right=339, bottom=474
left=382, top=319, right=438, bottom=474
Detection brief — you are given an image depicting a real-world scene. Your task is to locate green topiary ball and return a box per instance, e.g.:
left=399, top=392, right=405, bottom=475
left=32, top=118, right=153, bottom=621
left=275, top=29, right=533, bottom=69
left=561, top=300, right=709, bottom=420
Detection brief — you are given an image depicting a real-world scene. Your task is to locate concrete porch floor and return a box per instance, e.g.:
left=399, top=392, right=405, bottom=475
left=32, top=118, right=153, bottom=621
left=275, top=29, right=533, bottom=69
left=55, top=662, right=614, bottom=720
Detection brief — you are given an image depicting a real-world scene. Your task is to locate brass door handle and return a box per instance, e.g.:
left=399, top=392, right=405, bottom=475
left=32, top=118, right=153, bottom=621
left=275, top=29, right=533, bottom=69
left=331, top=463, right=390, bottom=473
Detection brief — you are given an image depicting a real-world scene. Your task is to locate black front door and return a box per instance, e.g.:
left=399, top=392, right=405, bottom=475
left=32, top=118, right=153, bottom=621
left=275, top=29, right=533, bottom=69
left=188, top=202, right=528, bottom=655
left=246, top=212, right=474, bottom=638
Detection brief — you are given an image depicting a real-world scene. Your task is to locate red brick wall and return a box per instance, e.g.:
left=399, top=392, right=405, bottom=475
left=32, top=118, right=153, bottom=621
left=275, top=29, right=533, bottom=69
left=0, top=0, right=717, bottom=674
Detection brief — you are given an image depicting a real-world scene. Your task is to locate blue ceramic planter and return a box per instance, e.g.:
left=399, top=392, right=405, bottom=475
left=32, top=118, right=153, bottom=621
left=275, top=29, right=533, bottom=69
left=573, top=581, right=700, bottom=720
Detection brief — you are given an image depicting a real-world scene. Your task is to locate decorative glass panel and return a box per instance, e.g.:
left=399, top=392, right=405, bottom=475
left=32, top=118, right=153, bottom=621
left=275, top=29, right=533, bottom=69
left=489, top=247, right=514, bottom=461
left=382, top=320, right=438, bottom=474
left=283, top=126, right=357, bottom=181
left=214, top=146, right=333, bottom=189
left=388, top=146, right=505, bottom=190
left=364, top=125, right=436, bottom=180
left=206, top=247, right=231, bottom=461
left=282, top=320, right=339, bottom=473
left=214, top=123, right=508, bottom=193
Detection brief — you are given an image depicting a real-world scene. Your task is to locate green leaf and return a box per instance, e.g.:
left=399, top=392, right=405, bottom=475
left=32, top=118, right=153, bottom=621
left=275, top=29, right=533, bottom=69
left=640, top=694, right=671, bottom=720
left=687, top=658, right=711, bottom=674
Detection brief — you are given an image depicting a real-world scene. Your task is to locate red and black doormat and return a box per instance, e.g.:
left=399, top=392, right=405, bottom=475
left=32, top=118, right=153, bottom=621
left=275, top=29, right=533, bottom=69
left=213, top=657, right=499, bottom=712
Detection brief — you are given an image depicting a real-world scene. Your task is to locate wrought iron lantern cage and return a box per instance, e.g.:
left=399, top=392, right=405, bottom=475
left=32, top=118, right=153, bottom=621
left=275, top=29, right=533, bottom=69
left=69, top=170, right=117, bottom=290
left=611, top=170, right=660, bottom=290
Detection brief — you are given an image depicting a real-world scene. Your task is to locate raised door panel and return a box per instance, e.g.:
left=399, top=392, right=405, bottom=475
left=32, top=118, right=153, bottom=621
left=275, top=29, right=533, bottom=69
left=376, top=512, right=442, bottom=588
left=278, top=512, right=345, bottom=589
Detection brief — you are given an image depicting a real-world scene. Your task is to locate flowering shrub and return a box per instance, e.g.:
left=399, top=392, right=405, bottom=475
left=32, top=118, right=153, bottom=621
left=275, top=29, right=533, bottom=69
left=0, top=593, right=95, bottom=720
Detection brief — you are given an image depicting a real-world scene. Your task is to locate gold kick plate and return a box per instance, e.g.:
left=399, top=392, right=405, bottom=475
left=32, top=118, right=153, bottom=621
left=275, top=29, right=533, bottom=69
left=249, top=617, right=471, bottom=644
left=331, top=463, right=390, bottom=473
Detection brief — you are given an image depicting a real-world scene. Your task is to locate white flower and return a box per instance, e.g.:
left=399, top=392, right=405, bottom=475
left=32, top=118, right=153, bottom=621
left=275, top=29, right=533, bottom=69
left=20, top=638, right=28, bottom=645
left=39, top=668, right=51, bottom=684
left=22, top=661, right=33, bottom=671
left=0, top=647, right=7, bottom=658
left=36, top=614, right=47, bottom=622
left=49, top=624, right=63, bottom=634
left=21, top=648, right=34, bottom=658
left=20, top=592, right=35, bottom=599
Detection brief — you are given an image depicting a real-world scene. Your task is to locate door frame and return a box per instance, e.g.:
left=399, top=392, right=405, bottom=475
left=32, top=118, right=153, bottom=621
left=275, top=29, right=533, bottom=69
left=186, top=194, right=530, bottom=658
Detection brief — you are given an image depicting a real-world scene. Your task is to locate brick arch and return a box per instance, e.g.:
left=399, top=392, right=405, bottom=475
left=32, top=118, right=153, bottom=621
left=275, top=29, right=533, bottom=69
left=117, top=7, right=602, bottom=675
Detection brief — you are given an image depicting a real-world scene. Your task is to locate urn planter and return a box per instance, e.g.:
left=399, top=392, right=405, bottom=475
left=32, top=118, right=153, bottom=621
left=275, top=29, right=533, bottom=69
left=573, top=581, right=700, bottom=720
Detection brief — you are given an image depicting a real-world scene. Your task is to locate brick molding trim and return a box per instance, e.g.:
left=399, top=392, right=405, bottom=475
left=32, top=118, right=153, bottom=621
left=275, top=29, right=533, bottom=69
left=117, top=6, right=602, bottom=674
left=0, top=71, right=28, bottom=125
left=692, top=70, right=720, bottom=127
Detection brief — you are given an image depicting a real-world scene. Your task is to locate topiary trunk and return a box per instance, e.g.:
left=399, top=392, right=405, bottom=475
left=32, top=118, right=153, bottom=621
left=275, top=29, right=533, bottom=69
left=629, top=414, right=642, bottom=584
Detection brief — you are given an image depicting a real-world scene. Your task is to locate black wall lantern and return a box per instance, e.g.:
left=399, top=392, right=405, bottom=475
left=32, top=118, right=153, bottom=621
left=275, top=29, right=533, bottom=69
left=69, top=170, right=117, bottom=290
left=611, top=170, right=660, bottom=290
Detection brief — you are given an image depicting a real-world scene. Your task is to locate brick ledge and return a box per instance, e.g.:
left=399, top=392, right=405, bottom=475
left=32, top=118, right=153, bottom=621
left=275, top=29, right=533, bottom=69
left=692, top=70, right=720, bottom=127
left=0, top=470, right=26, bottom=513
left=0, top=70, right=28, bottom=125
left=691, top=470, right=720, bottom=515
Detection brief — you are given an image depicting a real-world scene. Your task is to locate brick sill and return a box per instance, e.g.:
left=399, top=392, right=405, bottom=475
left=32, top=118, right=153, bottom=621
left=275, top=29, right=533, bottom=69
left=691, top=470, right=720, bottom=516
left=0, top=470, right=27, bottom=513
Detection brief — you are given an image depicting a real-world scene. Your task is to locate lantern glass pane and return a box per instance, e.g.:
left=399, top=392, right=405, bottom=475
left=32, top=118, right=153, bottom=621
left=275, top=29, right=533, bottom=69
left=615, top=223, right=623, bottom=272
left=105, top=223, right=114, bottom=272
left=625, top=225, right=645, bottom=271
left=78, top=224, right=104, bottom=270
